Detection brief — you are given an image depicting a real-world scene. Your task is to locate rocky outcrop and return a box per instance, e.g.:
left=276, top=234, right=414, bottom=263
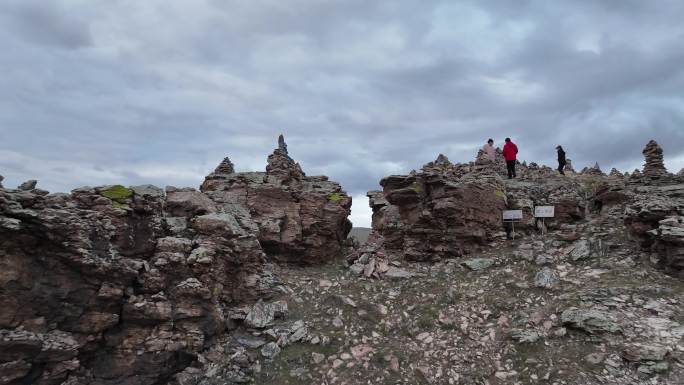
left=625, top=184, right=684, bottom=278
left=354, top=157, right=507, bottom=262
left=619, top=141, right=684, bottom=277
left=650, top=216, right=684, bottom=275
left=0, top=136, right=351, bottom=384
left=505, top=178, right=586, bottom=229
left=0, top=183, right=274, bottom=384
left=17, top=180, right=37, bottom=191
left=355, top=140, right=683, bottom=279
left=201, top=136, right=352, bottom=264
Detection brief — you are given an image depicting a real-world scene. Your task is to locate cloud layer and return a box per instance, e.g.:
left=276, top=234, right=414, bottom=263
left=1, top=0, right=684, bottom=226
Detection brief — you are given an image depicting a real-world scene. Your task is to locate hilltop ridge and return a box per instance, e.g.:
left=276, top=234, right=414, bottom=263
left=0, top=139, right=682, bottom=385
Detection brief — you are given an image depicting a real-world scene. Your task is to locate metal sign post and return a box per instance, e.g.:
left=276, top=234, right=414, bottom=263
left=533, top=206, right=555, bottom=236
left=502, top=210, right=523, bottom=240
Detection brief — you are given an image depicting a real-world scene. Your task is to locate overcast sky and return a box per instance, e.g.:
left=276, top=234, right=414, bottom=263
left=1, top=0, right=684, bottom=227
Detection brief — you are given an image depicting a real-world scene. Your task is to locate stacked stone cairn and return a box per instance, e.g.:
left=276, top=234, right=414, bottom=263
left=642, top=140, right=668, bottom=179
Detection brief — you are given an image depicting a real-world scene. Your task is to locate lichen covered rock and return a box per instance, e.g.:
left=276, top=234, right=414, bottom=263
left=0, top=182, right=276, bottom=384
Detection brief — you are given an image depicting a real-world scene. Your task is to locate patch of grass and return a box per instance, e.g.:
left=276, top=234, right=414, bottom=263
left=440, top=323, right=458, bottom=331
left=410, top=182, right=422, bottom=193
left=111, top=202, right=129, bottom=209
left=101, top=185, right=133, bottom=204
left=212, top=286, right=221, bottom=298
left=327, top=192, right=346, bottom=202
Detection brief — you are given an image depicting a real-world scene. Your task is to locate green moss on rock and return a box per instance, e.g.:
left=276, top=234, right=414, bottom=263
left=112, top=202, right=129, bottom=209
left=101, top=185, right=133, bottom=204
left=328, top=193, right=346, bottom=202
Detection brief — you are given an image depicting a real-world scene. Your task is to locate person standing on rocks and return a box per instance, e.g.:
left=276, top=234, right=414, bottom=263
left=482, top=138, right=496, bottom=162
left=556, top=145, right=566, bottom=175
left=502, top=138, right=518, bottom=179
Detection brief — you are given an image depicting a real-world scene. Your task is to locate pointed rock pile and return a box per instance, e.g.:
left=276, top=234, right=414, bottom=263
left=581, top=162, right=604, bottom=176
left=265, top=145, right=305, bottom=179
left=421, top=153, right=452, bottom=173
left=278, top=133, right=288, bottom=154
left=212, top=156, right=235, bottom=175
left=642, top=140, right=668, bottom=178
left=609, top=168, right=623, bottom=178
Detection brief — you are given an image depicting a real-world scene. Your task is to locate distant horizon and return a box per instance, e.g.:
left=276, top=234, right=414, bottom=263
left=2, top=137, right=681, bottom=228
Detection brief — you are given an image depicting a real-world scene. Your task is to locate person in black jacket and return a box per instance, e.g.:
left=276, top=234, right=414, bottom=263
left=556, top=145, right=566, bottom=175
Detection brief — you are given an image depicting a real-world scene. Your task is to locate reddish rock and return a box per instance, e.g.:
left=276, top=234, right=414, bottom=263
left=0, top=182, right=273, bottom=384
left=201, top=136, right=352, bottom=264
left=362, top=159, right=507, bottom=262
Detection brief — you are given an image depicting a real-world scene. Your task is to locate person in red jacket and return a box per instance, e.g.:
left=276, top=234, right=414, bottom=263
left=502, top=137, right=518, bottom=179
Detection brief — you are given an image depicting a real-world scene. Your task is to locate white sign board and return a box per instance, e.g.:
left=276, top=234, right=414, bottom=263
left=534, top=206, right=555, bottom=218
left=502, top=210, right=523, bottom=221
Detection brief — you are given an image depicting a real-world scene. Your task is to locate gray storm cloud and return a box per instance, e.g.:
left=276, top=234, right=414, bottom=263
left=1, top=0, right=684, bottom=227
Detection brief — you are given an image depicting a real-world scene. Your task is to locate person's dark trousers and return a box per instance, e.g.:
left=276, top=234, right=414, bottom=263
left=506, top=160, right=516, bottom=179
left=558, top=161, right=566, bottom=175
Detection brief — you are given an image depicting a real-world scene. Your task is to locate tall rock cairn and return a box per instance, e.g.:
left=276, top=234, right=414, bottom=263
left=267, top=135, right=304, bottom=179
left=213, top=157, right=235, bottom=175
left=642, top=140, right=667, bottom=178
left=278, top=134, right=288, bottom=155
left=564, top=159, right=574, bottom=173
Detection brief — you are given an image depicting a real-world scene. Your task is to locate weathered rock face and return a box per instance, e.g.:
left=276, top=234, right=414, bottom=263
left=619, top=141, right=684, bottom=277
left=0, top=136, right=353, bottom=384
left=504, top=178, right=586, bottom=230
left=201, top=137, right=352, bottom=264
left=359, top=159, right=507, bottom=262
left=355, top=140, right=684, bottom=279
left=354, top=149, right=610, bottom=264
left=0, top=183, right=274, bottom=384
left=651, top=216, right=684, bottom=274
left=624, top=184, right=684, bottom=278
left=642, top=140, right=668, bottom=178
